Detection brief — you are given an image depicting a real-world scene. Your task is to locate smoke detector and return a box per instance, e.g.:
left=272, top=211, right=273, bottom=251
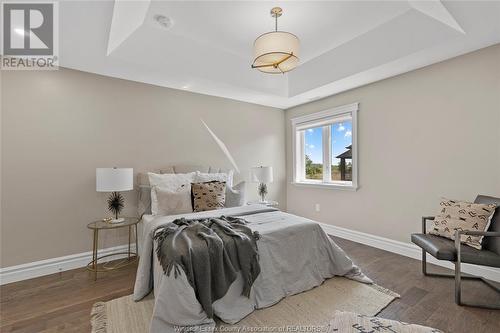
left=154, top=15, right=173, bottom=29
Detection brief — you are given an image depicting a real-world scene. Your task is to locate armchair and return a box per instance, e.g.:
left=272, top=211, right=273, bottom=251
left=411, top=195, right=500, bottom=309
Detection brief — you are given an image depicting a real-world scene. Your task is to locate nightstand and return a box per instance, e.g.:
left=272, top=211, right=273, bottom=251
left=86, top=217, right=140, bottom=280
left=247, top=200, right=279, bottom=208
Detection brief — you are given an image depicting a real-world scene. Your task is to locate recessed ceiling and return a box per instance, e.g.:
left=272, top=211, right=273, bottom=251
left=59, top=1, right=500, bottom=109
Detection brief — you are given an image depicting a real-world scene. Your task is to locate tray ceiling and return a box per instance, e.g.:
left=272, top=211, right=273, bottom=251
left=59, top=1, right=500, bottom=109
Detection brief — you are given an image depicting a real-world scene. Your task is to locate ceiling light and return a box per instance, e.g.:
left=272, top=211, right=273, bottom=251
left=154, top=15, right=173, bottom=29
left=252, top=7, right=300, bottom=74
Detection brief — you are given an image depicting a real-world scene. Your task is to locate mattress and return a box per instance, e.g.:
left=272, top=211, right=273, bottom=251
left=134, top=205, right=369, bottom=333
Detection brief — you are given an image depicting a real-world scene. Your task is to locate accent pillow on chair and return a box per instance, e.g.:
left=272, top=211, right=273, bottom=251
left=191, top=181, right=226, bottom=212
left=429, top=198, right=497, bottom=249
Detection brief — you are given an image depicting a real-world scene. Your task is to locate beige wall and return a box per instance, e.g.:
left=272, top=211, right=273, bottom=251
left=2, top=44, right=499, bottom=268
left=286, top=44, right=500, bottom=244
left=0, top=68, right=285, bottom=267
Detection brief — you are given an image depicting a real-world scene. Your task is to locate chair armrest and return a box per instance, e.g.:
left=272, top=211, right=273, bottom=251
left=454, top=230, right=500, bottom=262
left=455, top=230, right=500, bottom=237
left=421, top=216, right=435, bottom=234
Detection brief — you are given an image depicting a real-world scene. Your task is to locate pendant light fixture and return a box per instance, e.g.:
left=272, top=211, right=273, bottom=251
left=252, top=7, right=300, bottom=74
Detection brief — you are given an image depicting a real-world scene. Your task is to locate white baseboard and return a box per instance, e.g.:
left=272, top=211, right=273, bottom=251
left=320, top=223, right=500, bottom=283
left=2, top=225, right=499, bottom=285
left=0, top=244, right=136, bottom=285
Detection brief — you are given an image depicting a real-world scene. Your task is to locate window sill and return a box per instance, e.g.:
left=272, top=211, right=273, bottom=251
left=291, top=181, right=358, bottom=191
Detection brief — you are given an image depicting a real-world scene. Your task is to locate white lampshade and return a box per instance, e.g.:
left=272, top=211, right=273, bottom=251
left=96, top=168, right=133, bottom=192
left=253, top=31, right=300, bottom=73
left=251, top=166, right=273, bottom=183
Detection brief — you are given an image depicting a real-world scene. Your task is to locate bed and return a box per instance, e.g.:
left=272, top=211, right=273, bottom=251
left=133, top=166, right=369, bottom=333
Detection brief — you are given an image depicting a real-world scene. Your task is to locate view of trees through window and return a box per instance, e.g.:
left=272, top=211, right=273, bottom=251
left=304, top=127, right=323, bottom=180
left=304, top=120, right=353, bottom=182
left=305, top=154, right=323, bottom=179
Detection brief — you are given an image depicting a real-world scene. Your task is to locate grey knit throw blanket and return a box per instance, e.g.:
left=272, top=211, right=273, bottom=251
left=154, top=216, right=261, bottom=319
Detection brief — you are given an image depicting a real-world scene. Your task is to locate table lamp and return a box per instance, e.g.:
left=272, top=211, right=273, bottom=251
left=251, top=166, right=273, bottom=203
left=96, top=167, right=133, bottom=223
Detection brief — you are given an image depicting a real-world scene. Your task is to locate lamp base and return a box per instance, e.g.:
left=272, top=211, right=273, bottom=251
left=258, top=183, right=268, bottom=202
left=110, top=217, right=125, bottom=224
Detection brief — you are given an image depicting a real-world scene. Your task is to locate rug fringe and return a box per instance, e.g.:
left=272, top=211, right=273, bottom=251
left=369, top=283, right=400, bottom=298
left=90, top=302, right=107, bottom=333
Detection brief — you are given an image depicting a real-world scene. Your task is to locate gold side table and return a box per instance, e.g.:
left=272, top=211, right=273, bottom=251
left=87, top=217, right=140, bottom=280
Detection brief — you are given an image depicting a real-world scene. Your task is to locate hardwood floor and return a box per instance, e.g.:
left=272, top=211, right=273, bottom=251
left=0, top=263, right=137, bottom=333
left=1, top=237, right=499, bottom=333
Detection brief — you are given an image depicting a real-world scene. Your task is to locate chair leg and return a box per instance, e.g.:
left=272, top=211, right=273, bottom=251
left=421, top=249, right=500, bottom=309
left=422, top=249, right=427, bottom=275
left=422, top=250, right=459, bottom=278
left=455, top=260, right=461, bottom=305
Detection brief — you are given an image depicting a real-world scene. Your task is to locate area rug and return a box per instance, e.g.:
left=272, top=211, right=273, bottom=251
left=91, top=277, right=400, bottom=333
left=329, top=311, right=443, bottom=333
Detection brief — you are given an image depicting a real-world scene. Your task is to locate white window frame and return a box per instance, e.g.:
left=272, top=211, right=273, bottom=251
left=291, top=102, right=358, bottom=190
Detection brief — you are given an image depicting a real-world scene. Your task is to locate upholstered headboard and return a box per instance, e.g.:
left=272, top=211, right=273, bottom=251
left=137, top=165, right=233, bottom=187
left=137, top=165, right=234, bottom=216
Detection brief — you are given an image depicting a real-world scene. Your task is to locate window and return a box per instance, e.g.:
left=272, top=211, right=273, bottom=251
left=291, top=103, right=358, bottom=190
left=304, top=126, right=323, bottom=180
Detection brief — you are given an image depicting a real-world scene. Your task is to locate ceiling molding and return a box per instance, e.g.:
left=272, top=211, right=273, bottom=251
left=107, top=0, right=151, bottom=56
left=57, top=1, right=499, bottom=109
left=408, top=0, right=465, bottom=34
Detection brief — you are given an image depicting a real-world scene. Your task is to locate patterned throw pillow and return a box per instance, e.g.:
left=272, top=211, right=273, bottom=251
left=429, top=198, right=496, bottom=249
left=191, top=181, right=226, bottom=212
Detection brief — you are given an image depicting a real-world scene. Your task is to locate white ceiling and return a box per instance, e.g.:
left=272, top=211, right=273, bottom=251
left=59, top=1, right=500, bottom=109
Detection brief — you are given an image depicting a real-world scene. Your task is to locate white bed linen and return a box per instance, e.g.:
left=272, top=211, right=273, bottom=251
left=134, top=205, right=369, bottom=333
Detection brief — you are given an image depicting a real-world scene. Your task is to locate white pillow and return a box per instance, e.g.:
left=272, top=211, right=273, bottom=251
left=194, top=171, right=233, bottom=187
left=225, top=181, right=246, bottom=207
left=155, top=185, right=193, bottom=216
left=148, top=172, right=195, bottom=215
